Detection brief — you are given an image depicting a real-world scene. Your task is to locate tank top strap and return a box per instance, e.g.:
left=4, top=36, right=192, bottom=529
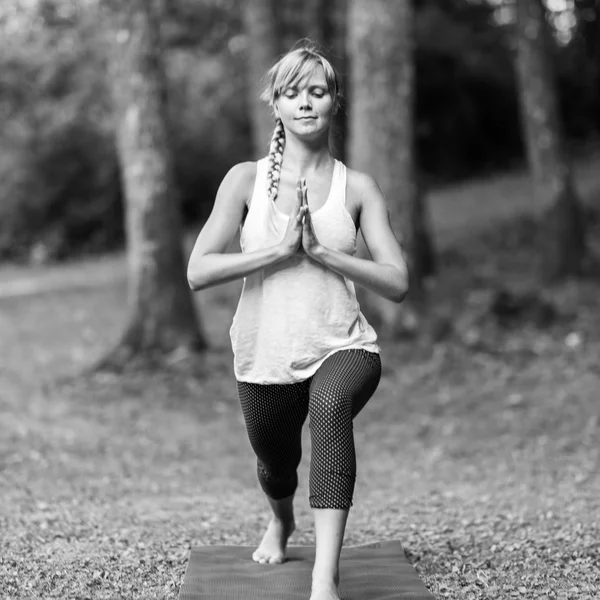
left=329, top=159, right=348, bottom=207
left=247, top=158, right=269, bottom=210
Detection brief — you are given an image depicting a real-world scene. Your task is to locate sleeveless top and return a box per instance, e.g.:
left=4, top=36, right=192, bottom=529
left=229, top=157, right=380, bottom=384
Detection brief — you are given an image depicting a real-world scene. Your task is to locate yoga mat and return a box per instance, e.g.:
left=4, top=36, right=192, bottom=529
left=179, top=540, right=435, bottom=599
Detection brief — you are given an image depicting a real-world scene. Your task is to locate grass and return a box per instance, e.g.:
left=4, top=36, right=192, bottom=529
left=1, top=155, right=600, bottom=600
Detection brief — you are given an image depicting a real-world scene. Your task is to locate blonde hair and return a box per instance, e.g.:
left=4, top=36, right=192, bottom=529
left=260, top=42, right=341, bottom=202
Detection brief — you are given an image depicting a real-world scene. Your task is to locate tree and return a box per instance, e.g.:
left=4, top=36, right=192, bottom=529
left=99, top=0, right=206, bottom=370
left=323, top=0, right=348, bottom=161
left=573, top=0, right=600, bottom=132
left=347, top=0, right=436, bottom=337
left=304, top=0, right=326, bottom=41
left=281, top=0, right=327, bottom=43
left=241, top=0, right=281, bottom=159
left=515, top=0, right=587, bottom=280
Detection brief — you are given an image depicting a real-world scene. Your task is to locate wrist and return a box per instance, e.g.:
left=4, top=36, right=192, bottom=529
left=308, top=244, right=327, bottom=262
left=275, top=242, right=294, bottom=261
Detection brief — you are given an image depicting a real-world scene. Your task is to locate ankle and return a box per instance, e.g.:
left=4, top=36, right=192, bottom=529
left=312, top=572, right=339, bottom=587
left=267, top=493, right=295, bottom=525
left=271, top=515, right=295, bottom=526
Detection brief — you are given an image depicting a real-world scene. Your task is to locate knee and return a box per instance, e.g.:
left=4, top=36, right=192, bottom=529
left=258, top=457, right=300, bottom=479
left=310, top=391, right=352, bottom=424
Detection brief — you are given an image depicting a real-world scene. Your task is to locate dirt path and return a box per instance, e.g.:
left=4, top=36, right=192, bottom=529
left=0, top=253, right=127, bottom=299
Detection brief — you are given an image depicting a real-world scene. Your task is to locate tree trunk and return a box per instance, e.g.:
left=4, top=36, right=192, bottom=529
left=324, top=0, right=348, bottom=161
left=515, top=0, right=587, bottom=280
left=303, top=0, right=327, bottom=42
left=242, top=0, right=281, bottom=159
left=100, top=0, right=206, bottom=370
left=347, top=0, right=436, bottom=337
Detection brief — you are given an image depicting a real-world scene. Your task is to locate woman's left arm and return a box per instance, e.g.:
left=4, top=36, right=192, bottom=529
left=304, top=172, right=409, bottom=303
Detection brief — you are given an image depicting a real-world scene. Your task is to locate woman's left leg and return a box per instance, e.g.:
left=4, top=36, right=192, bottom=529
left=307, top=349, right=382, bottom=599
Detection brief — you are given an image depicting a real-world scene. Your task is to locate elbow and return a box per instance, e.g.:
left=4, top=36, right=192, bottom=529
left=389, top=287, right=408, bottom=303
left=187, top=267, right=204, bottom=292
left=187, top=255, right=211, bottom=291
left=188, top=275, right=209, bottom=292
left=378, top=264, right=409, bottom=303
left=389, top=274, right=409, bottom=303
left=187, top=274, right=198, bottom=292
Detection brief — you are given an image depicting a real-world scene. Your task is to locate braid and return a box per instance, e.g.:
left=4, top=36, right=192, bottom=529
left=266, top=118, right=286, bottom=202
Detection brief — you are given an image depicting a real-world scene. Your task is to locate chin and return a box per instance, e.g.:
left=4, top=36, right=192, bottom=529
left=291, top=123, right=329, bottom=140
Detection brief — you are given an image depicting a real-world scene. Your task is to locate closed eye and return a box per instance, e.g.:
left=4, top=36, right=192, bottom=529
left=282, top=86, right=328, bottom=99
left=282, top=86, right=298, bottom=98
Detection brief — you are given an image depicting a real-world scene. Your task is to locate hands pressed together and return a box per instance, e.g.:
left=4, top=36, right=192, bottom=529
left=280, top=178, right=322, bottom=259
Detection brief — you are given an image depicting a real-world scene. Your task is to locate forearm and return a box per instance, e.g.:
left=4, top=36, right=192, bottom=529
left=312, top=246, right=408, bottom=303
left=188, top=244, right=286, bottom=291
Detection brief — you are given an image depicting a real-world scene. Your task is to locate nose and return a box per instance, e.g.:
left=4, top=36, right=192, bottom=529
left=298, top=90, right=312, bottom=110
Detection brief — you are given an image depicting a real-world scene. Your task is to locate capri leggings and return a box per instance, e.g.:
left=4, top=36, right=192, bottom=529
left=236, top=348, right=382, bottom=510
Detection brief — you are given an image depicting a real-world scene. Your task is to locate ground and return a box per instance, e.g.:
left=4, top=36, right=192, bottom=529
left=1, top=155, right=599, bottom=599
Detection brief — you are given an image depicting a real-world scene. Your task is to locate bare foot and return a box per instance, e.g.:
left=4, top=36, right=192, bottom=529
left=252, top=518, right=295, bottom=564
left=309, top=580, right=340, bottom=600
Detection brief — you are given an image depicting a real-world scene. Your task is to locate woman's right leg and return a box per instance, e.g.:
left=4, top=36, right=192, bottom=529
left=237, top=380, right=310, bottom=564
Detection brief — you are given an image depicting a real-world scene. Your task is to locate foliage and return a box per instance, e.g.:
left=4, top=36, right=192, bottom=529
left=0, top=0, right=250, bottom=261
left=0, top=1, right=118, bottom=261
left=166, top=48, right=252, bottom=223
left=413, top=0, right=600, bottom=179
left=0, top=120, right=123, bottom=262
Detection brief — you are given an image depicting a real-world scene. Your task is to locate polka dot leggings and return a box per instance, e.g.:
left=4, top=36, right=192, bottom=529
left=236, top=349, right=382, bottom=510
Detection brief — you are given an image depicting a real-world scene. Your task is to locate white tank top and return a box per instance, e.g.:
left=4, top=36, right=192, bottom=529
left=229, top=157, right=380, bottom=384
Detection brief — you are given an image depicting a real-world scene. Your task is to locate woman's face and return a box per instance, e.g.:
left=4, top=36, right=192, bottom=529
left=274, top=64, right=336, bottom=141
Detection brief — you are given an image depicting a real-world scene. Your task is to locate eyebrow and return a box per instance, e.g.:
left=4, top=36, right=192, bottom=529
left=285, top=83, right=328, bottom=91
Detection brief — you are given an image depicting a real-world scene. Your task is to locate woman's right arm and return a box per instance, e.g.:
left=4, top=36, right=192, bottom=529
left=187, top=162, right=304, bottom=291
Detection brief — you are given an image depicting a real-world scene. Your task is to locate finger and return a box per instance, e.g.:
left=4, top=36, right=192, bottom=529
left=302, top=206, right=310, bottom=228
left=295, top=182, right=304, bottom=213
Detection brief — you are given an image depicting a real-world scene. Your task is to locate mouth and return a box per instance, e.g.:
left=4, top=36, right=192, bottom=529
left=296, top=116, right=317, bottom=121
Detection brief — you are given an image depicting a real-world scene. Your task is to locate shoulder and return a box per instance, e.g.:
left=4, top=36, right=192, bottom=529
left=222, top=161, right=257, bottom=191
left=345, top=167, right=385, bottom=209
left=216, top=161, right=257, bottom=208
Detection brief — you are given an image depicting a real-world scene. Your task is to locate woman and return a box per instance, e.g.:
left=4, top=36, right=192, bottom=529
left=187, top=42, right=408, bottom=600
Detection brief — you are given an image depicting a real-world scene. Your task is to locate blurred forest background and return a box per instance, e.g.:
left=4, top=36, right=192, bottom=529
left=0, top=0, right=597, bottom=262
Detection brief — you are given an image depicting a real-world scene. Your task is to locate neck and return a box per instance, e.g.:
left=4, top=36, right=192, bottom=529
left=282, top=131, right=333, bottom=176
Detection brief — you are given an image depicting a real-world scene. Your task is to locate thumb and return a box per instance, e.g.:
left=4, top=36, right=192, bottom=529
left=295, top=179, right=303, bottom=213
left=302, top=178, right=308, bottom=207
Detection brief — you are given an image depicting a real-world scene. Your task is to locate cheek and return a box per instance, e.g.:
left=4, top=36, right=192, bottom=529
left=316, top=95, right=334, bottom=111
left=277, top=102, right=296, bottom=120
left=317, top=101, right=335, bottom=119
